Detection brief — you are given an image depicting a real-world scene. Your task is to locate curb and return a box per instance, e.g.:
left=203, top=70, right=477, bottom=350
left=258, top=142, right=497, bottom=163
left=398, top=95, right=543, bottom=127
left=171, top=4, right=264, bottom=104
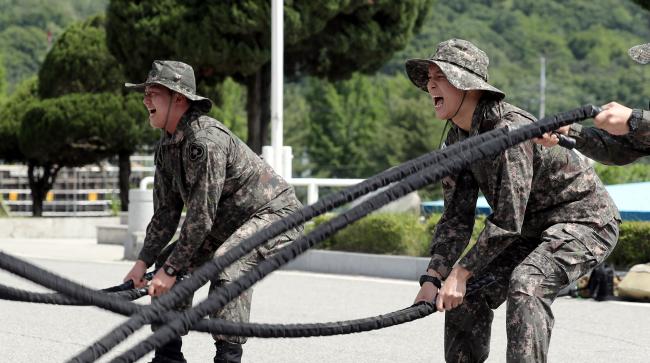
left=281, top=249, right=429, bottom=281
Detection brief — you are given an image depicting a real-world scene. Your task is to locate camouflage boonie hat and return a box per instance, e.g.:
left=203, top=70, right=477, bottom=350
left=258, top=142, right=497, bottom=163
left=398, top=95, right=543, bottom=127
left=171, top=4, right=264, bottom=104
left=125, top=60, right=212, bottom=112
left=405, top=39, right=505, bottom=100
left=629, top=43, right=650, bottom=64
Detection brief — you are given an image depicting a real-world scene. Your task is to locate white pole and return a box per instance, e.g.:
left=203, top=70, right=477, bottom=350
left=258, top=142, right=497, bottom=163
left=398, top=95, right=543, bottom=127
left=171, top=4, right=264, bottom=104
left=271, top=0, right=284, bottom=176
left=539, top=55, right=546, bottom=118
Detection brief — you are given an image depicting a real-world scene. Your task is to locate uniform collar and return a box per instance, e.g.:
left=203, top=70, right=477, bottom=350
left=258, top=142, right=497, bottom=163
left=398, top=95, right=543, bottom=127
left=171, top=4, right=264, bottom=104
left=468, top=97, right=500, bottom=136
left=160, top=106, right=204, bottom=145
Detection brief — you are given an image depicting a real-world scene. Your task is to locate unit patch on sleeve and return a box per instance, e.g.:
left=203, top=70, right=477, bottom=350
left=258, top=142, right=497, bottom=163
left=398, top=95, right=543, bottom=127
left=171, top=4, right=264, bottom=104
left=189, top=142, right=206, bottom=162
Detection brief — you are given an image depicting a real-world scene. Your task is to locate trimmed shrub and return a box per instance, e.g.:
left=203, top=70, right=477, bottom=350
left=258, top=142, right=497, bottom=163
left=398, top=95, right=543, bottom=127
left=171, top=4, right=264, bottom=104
left=308, top=212, right=428, bottom=256
left=607, top=221, right=650, bottom=268
left=424, top=213, right=486, bottom=256
left=305, top=211, right=650, bottom=269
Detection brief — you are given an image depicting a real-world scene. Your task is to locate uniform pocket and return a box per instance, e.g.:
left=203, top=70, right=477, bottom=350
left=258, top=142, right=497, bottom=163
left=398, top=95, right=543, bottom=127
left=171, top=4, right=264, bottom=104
left=550, top=222, right=618, bottom=283
left=252, top=213, right=298, bottom=259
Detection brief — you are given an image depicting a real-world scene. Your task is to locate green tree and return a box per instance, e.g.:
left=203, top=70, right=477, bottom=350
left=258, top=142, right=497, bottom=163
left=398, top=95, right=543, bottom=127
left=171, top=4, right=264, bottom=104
left=0, top=53, right=6, bottom=97
left=37, top=15, right=155, bottom=211
left=632, top=1, right=649, bottom=11
left=106, top=0, right=432, bottom=153
left=0, top=0, right=108, bottom=93
left=19, top=93, right=145, bottom=216
left=0, top=77, right=39, bottom=163
left=300, top=73, right=447, bottom=181
left=384, top=0, right=650, bottom=117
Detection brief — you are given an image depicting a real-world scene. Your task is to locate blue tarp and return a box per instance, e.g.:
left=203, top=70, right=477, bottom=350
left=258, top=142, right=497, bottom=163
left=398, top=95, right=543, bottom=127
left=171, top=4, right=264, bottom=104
left=421, top=182, right=650, bottom=221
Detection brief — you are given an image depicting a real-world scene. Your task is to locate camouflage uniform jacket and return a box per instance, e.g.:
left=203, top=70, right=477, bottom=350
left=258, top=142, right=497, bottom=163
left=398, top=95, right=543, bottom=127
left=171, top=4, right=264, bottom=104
left=428, top=99, right=620, bottom=279
left=567, top=109, right=650, bottom=165
left=138, top=107, right=300, bottom=271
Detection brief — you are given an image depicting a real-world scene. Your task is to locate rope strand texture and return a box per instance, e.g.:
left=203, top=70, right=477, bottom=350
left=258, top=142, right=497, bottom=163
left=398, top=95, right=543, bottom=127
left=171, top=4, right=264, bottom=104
left=109, top=105, right=599, bottom=363
left=0, top=106, right=599, bottom=362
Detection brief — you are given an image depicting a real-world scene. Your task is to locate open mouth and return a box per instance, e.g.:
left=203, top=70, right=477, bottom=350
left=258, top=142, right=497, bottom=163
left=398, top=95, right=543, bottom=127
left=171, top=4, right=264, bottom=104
left=148, top=108, right=157, bottom=115
left=432, top=96, right=444, bottom=109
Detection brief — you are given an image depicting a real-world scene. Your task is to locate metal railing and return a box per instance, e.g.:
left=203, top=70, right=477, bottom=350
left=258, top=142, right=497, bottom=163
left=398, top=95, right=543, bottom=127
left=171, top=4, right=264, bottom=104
left=138, top=176, right=365, bottom=205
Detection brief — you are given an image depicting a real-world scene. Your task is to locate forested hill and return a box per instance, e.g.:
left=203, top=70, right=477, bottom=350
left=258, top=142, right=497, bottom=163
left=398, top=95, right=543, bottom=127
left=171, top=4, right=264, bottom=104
left=0, top=0, right=107, bottom=93
left=385, top=0, right=650, bottom=117
left=0, top=0, right=649, bottom=182
left=1, top=0, right=648, bottom=114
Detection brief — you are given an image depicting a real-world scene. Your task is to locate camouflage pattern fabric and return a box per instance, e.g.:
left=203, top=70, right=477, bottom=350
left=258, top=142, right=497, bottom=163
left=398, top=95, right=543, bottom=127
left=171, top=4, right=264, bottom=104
left=405, top=39, right=505, bottom=100
left=428, top=98, right=620, bottom=362
left=567, top=110, right=650, bottom=165
left=428, top=98, right=619, bottom=278
left=138, top=106, right=302, bottom=271
left=562, top=42, right=650, bottom=164
left=628, top=43, right=650, bottom=64
left=139, top=105, right=303, bottom=344
left=444, top=219, right=618, bottom=363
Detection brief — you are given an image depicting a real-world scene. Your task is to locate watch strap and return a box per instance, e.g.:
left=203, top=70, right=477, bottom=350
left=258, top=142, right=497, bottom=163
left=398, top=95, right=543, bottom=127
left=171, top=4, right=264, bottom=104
left=419, top=274, right=442, bottom=289
left=628, top=109, right=643, bottom=133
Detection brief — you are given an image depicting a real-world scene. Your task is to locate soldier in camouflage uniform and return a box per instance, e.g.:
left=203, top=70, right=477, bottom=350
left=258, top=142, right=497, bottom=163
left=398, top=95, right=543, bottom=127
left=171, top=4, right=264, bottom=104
left=407, top=39, right=620, bottom=362
left=536, top=43, right=650, bottom=163
left=122, top=60, right=303, bottom=363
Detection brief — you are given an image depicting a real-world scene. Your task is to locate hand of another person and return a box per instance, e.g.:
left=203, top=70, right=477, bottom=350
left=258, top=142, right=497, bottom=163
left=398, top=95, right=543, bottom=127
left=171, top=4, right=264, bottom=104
left=594, top=102, right=633, bottom=136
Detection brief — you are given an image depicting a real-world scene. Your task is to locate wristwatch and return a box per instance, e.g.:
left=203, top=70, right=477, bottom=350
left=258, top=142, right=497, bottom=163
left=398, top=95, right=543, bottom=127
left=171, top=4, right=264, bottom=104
left=162, top=263, right=178, bottom=277
left=628, top=109, right=643, bottom=134
left=419, top=274, right=442, bottom=289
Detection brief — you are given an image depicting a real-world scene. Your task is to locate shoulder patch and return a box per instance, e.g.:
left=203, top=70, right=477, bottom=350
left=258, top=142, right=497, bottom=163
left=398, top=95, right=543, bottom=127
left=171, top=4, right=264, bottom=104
left=188, top=142, right=207, bottom=162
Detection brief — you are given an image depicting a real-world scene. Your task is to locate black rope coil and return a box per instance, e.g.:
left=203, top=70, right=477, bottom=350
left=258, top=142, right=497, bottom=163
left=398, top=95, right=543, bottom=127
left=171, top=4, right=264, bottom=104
left=0, top=105, right=600, bottom=363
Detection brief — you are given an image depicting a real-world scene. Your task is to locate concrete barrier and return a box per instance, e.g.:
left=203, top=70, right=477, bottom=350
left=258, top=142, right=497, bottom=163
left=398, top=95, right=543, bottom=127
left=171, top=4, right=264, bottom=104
left=124, top=231, right=146, bottom=260
left=0, top=217, right=120, bottom=239
left=282, top=249, right=429, bottom=281
left=127, top=189, right=153, bottom=236
left=97, top=225, right=128, bottom=245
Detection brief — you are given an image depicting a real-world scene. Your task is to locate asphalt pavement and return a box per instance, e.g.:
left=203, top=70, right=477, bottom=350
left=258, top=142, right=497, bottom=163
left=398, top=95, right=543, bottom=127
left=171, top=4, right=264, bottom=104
left=0, top=238, right=649, bottom=362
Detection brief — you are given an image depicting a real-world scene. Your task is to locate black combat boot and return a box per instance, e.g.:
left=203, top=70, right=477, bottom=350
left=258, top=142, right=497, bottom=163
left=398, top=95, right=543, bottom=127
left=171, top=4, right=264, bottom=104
left=214, top=340, right=243, bottom=363
left=148, top=337, right=187, bottom=363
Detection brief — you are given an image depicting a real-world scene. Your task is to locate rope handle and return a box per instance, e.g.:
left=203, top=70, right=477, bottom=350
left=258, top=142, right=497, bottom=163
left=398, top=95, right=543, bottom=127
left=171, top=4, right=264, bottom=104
left=555, top=105, right=602, bottom=149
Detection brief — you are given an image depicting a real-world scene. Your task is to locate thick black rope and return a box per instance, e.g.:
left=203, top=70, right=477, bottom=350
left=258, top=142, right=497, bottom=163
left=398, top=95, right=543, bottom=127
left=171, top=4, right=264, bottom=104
left=67, top=107, right=589, bottom=363
left=0, top=271, right=155, bottom=305
left=0, top=283, right=148, bottom=305
left=0, top=252, right=144, bottom=316
left=190, top=274, right=496, bottom=338
left=0, top=249, right=497, bottom=340
left=0, top=106, right=598, bottom=361
left=108, top=105, right=601, bottom=363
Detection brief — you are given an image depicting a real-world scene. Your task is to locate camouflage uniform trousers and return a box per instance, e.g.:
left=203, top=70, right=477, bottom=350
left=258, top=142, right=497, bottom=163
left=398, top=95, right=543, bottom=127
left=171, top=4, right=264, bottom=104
left=444, top=219, right=619, bottom=363
left=153, top=208, right=302, bottom=345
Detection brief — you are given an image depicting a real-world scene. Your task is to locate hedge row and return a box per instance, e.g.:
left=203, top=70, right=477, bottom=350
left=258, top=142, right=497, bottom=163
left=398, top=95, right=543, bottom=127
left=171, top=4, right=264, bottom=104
left=608, top=221, right=650, bottom=268
left=309, top=213, right=650, bottom=267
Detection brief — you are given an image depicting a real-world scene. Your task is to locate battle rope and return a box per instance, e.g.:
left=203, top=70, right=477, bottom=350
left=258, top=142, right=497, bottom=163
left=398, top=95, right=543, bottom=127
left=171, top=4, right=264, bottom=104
left=0, top=271, right=154, bottom=305
left=0, top=107, right=595, bottom=362
left=191, top=274, right=497, bottom=338
left=102, top=105, right=601, bottom=363
left=0, top=283, right=148, bottom=305
left=66, top=105, right=583, bottom=363
left=0, top=250, right=497, bottom=340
